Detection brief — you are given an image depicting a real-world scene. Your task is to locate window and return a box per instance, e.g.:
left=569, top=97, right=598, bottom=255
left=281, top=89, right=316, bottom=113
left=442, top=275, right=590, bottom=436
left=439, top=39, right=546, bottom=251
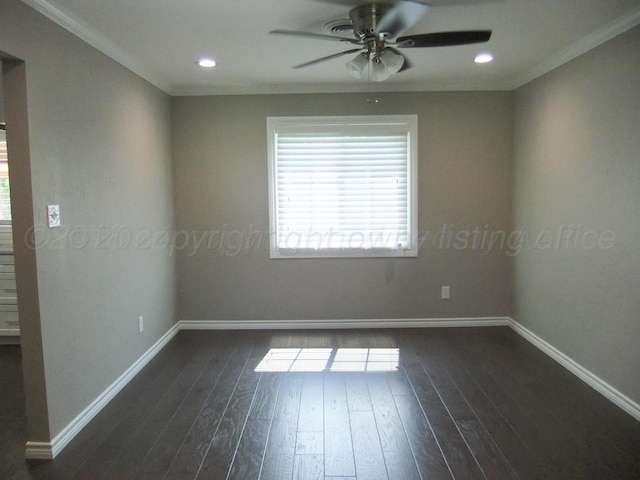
left=0, top=128, right=11, bottom=224
left=267, top=115, right=417, bottom=258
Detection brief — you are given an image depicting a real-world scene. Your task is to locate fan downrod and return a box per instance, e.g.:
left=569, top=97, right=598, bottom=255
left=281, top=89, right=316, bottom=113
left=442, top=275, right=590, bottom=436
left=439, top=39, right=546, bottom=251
left=349, top=3, right=394, bottom=40
left=349, top=3, right=395, bottom=63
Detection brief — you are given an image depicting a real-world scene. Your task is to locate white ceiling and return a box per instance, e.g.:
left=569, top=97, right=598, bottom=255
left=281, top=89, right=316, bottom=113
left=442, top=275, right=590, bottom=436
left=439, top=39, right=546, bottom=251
left=21, top=0, right=640, bottom=95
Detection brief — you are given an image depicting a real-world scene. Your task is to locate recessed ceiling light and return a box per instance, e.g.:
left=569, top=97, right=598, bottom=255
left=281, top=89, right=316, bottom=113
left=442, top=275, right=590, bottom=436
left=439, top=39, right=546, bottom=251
left=474, top=53, right=494, bottom=64
left=198, top=57, right=216, bottom=68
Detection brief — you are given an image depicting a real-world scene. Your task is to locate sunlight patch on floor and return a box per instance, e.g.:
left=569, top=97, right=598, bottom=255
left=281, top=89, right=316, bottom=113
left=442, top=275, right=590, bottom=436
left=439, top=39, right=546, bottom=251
left=254, top=347, right=399, bottom=372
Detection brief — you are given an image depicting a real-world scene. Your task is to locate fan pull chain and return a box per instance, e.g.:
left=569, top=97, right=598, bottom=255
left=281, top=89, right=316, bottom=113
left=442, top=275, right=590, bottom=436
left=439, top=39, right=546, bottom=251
left=365, top=62, right=379, bottom=106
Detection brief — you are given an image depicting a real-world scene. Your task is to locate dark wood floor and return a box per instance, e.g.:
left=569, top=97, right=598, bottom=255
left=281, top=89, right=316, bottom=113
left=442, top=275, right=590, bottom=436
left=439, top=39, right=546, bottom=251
left=1, top=327, right=639, bottom=480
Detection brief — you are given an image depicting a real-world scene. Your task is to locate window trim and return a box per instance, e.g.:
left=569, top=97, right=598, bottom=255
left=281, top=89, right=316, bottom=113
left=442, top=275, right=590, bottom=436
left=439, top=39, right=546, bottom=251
left=267, top=115, right=418, bottom=259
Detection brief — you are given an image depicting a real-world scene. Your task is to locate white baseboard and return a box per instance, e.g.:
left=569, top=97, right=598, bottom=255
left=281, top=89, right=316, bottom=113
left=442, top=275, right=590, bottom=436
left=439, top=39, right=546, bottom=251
left=182, top=317, right=640, bottom=421
left=179, top=317, right=510, bottom=330
left=28, top=314, right=639, bottom=460
left=25, top=316, right=505, bottom=458
left=507, top=317, right=640, bottom=422
left=24, top=323, right=181, bottom=460
left=24, top=442, right=55, bottom=460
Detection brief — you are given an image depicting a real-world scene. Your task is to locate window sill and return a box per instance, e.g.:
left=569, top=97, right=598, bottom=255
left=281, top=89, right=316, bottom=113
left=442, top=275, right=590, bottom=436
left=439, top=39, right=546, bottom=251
left=270, top=248, right=418, bottom=259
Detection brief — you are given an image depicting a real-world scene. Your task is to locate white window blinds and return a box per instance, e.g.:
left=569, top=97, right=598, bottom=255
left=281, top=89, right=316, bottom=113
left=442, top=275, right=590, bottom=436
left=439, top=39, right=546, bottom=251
left=268, top=116, right=417, bottom=258
left=0, top=129, right=10, bottom=223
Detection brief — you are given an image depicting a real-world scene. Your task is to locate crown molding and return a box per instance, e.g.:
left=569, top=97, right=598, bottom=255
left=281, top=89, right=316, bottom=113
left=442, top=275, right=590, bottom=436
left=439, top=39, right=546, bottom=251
left=20, top=0, right=172, bottom=93
left=170, top=81, right=513, bottom=97
left=510, top=7, right=640, bottom=89
left=20, top=0, right=640, bottom=97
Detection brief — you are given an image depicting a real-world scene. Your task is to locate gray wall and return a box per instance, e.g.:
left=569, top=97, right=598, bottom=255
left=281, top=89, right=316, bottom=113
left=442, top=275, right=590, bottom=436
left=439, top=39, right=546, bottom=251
left=512, top=25, right=640, bottom=403
left=173, top=92, right=514, bottom=321
left=5, top=0, right=635, bottom=448
left=0, top=0, right=176, bottom=440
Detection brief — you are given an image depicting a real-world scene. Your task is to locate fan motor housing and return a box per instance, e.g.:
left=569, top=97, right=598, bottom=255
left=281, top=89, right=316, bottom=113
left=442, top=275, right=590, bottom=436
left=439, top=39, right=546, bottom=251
left=349, top=3, right=394, bottom=39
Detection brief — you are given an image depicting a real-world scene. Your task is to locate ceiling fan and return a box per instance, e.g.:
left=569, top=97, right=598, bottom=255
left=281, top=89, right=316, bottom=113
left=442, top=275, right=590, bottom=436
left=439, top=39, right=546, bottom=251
left=270, top=0, right=492, bottom=82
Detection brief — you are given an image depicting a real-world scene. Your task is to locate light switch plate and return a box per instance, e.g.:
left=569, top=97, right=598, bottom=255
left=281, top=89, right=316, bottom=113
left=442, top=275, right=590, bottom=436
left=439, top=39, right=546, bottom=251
left=47, top=204, right=60, bottom=228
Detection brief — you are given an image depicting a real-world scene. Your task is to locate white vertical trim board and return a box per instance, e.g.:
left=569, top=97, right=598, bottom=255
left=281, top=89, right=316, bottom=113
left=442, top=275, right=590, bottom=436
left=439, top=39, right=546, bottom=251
left=24, top=323, right=181, bottom=460
left=507, top=318, right=640, bottom=422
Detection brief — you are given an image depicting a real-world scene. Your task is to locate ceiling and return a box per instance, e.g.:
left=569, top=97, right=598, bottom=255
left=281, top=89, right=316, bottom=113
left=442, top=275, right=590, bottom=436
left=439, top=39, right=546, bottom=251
left=21, top=0, right=640, bottom=95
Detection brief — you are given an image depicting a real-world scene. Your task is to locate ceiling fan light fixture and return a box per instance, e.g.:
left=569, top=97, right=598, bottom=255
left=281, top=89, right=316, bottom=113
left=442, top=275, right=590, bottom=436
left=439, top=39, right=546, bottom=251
left=346, top=52, right=369, bottom=79
left=380, top=49, right=404, bottom=75
left=371, top=59, right=392, bottom=82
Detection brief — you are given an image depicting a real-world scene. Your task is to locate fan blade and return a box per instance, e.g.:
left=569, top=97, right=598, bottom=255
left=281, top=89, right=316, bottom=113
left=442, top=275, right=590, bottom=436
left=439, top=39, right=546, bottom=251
left=315, top=0, right=496, bottom=5
left=293, top=48, right=363, bottom=69
left=397, top=30, right=492, bottom=47
left=387, top=47, right=412, bottom=72
left=270, top=29, right=361, bottom=45
left=375, top=1, right=431, bottom=38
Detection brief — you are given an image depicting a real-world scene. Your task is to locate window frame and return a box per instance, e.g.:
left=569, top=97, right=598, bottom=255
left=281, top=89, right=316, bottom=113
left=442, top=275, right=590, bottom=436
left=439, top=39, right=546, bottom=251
left=267, top=114, right=418, bottom=259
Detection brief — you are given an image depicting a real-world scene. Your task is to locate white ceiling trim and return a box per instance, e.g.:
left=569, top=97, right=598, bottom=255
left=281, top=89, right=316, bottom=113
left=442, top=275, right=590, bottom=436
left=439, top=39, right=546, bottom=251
left=19, top=0, right=640, bottom=97
left=171, top=80, right=515, bottom=97
left=20, top=0, right=172, bottom=93
left=510, top=7, right=640, bottom=89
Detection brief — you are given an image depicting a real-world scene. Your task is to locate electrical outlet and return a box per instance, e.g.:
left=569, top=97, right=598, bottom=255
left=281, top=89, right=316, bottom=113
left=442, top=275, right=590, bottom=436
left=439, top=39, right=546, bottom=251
left=138, top=315, right=144, bottom=333
left=441, top=286, right=450, bottom=299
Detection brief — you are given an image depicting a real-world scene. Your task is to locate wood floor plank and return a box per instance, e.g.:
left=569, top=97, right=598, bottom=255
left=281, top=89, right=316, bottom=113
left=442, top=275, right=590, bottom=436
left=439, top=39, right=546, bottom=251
left=0, top=346, right=28, bottom=480
left=486, top=331, right=640, bottom=479
left=131, top=339, right=238, bottom=479
left=445, top=333, right=563, bottom=477
left=162, top=339, right=256, bottom=479
left=259, top=374, right=303, bottom=480
left=434, top=333, right=548, bottom=480
left=195, top=341, right=263, bottom=479
left=414, top=336, right=519, bottom=480
left=457, top=329, right=612, bottom=479
left=393, top=394, right=453, bottom=480
left=400, top=340, right=486, bottom=480
left=385, top=371, right=413, bottom=396
left=248, top=372, right=282, bottom=421
left=296, top=431, right=323, bottom=457
left=323, top=373, right=356, bottom=477
left=292, top=454, right=324, bottom=480
left=99, top=343, right=219, bottom=480
left=26, top=340, right=191, bottom=480
left=297, top=373, right=323, bottom=433
left=481, top=331, right=621, bottom=478
left=344, top=373, right=372, bottom=412
left=350, top=410, right=388, bottom=480
left=87, top=338, right=228, bottom=478
left=71, top=338, right=200, bottom=480
left=3, top=328, right=640, bottom=480
left=365, top=374, right=420, bottom=480
left=226, top=418, right=270, bottom=480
